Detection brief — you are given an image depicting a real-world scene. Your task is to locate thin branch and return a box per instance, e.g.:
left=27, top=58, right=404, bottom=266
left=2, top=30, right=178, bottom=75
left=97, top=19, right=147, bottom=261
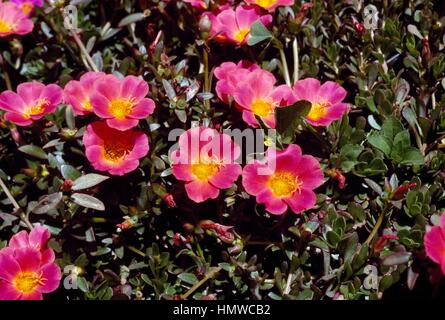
left=64, top=18, right=99, bottom=72
left=0, top=54, right=12, bottom=90
left=279, top=47, right=292, bottom=87
left=364, top=204, right=390, bottom=246
left=0, top=176, right=33, bottom=230
left=292, top=37, right=299, bottom=83
left=181, top=267, right=221, bottom=300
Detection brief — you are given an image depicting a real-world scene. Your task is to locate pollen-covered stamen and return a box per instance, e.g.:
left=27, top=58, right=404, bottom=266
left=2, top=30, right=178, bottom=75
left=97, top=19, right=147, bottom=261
left=191, top=159, right=220, bottom=181
left=109, top=97, right=136, bottom=120
left=83, top=99, right=93, bottom=111
left=13, top=271, right=44, bottom=295
left=307, top=100, right=330, bottom=121
left=234, top=28, right=250, bottom=43
left=256, top=0, right=278, bottom=8
left=23, top=98, right=50, bottom=119
left=20, top=2, right=34, bottom=15
left=251, top=98, right=275, bottom=118
left=268, top=171, right=302, bottom=198
left=0, top=18, right=13, bottom=33
left=103, top=141, right=132, bottom=163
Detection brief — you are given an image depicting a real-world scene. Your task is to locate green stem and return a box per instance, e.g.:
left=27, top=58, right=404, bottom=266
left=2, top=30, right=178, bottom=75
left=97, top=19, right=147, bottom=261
left=202, top=47, right=210, bottom=111
left=181, top=267, right=221, bottom=300
left=126, top=245, right=146, bottom=257
left=279, top=47, right=291, bottom=87
left=0, top=176, right=32, bottom=230
left=292, top=37, right=299, bottom=83
left=0, top=55, right=12, bottom=90
left=364, top=204, right=390, bottom=246
left=66, top=23, right=99, bottom=72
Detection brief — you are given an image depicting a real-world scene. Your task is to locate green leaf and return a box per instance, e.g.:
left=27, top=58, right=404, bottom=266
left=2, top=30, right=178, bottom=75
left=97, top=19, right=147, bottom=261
left=71, top=193, right=105, bottom=211
left=178, top=272, right=198, bottom=285
left=72, top=174, right=109, bottom=191
left=61, top=164, right=81, bottom=180
left=18, top=145, right=48, bottom=160
left=381, top=252, right=411, bottom=266
left=247, top=22, right=272, bottom=46
left=400, top=148, right=424, bottom=166
left=340, top=144, right=364, bottom=172
left=118, top=13, right=146, bottom=27
left=275, top=100, right=311, bottom=142
left=32, top=192, right=63, bottom=214
left=367, top=132, right=392, bottom=156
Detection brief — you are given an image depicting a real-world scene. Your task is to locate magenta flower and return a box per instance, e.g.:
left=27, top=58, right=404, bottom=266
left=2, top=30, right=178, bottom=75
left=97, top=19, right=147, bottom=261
left=90, top=75, right=156, bottom=131
left=0, top=81, right=63, bottom=126
left=242, top=144, right=323, bottom=215
left=170, top=127, right=242, bottom=203
left=424, top=213, right=445, bottom=275
left=0, top=247, right=61, bottom=300
left=0, top=2, right=33, bottom=37
left=64, top=72, right=105, bottom=115
left=11, top=0, right=44, bottom=15
left=213, top=5, right=272, bottom=45
left=233, top=69, right=293, bottom=128
left=183, top=0, right=208, bottom=9
left=214, top=60, right=260, bottom=104
left=83, top=121, right=149, bottom=176
left=4, top=226, right=55, bottom=266
left=292, top=78, right=350, bottom=126
left=244, top=0, right=294, bottom=12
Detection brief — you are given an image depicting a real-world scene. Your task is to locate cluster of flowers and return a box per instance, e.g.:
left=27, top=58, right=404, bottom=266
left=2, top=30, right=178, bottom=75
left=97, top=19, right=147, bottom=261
left=185, top=0, right=294, bottom=45
left=0, top=226, right=61, bottom=300
left=0, top=0, right=43, bottom=37
left=215, top=60, right=350, bottom=128
left=171, top=126, right=324, bottom=215
left=0, top=72, right=155, bottom=175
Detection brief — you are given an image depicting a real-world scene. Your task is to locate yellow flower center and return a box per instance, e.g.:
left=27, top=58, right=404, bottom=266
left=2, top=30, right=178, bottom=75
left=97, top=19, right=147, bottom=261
left=268, top=171, right=302, bottom=198
left=256, top=0, right=278, bottom=9
left=103, top=141, right=132, bottom=163
left=251, top=99, right=274, bottom=118
left=191, top=161, right=219, bottom=181
left=109, top=98, right=135, bottom=120
left=234, top=28, right=250, bottom=43
left=307, top=100, right=329, bottom=121
left=20, top=2, right=34, bottom=15
left=13, top=272, right=43, bottom=295
left=23, top=98, right=50, bottom=119
left=83, top=99, right=93, bottom=111
left=0, top=18, right=12, bottom=33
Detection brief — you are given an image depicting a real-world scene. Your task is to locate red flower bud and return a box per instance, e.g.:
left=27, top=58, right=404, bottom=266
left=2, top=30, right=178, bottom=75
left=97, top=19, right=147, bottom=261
left=373, top=233, right=398, bottom=253
left=392, top=183, right=417, bottom=200
left=354, top=22, right=366, bottom=37
left=162, top=193, right=176, bottom=208
left=60, top=179, right=73, bottom=192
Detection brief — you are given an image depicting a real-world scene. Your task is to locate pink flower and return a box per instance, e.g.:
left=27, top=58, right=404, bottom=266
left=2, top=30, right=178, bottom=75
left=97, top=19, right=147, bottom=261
left=0, top=247, right=61, bottom=300
left=184, top=0, right=208, bottom=9
left=291, top=78, right=349, bottom=127
left=83, top=121, right=149, bottom=176
left=0, top=2, right=33, bottom=36
left=64, top=72, right=106, bottom=115
left=212, top=5, right=272, bottom=45
left=90, top=75, right=155, bottom=131
left=11, top=0, right=43, bottom=15
left=424, top=214, right=445, bottom=275
left=214, top=60, right=260, bottom=104
left=0, top=81, right=63, bottom=126
left=171, top=127, right=242, bottom=203
left=233, top=69, right=293, bottom=128
left=244, top=0, right=294, bottom=12
left=4, top=226, right=55, bottom=266
left=242, top=144, right=323, bottom=215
